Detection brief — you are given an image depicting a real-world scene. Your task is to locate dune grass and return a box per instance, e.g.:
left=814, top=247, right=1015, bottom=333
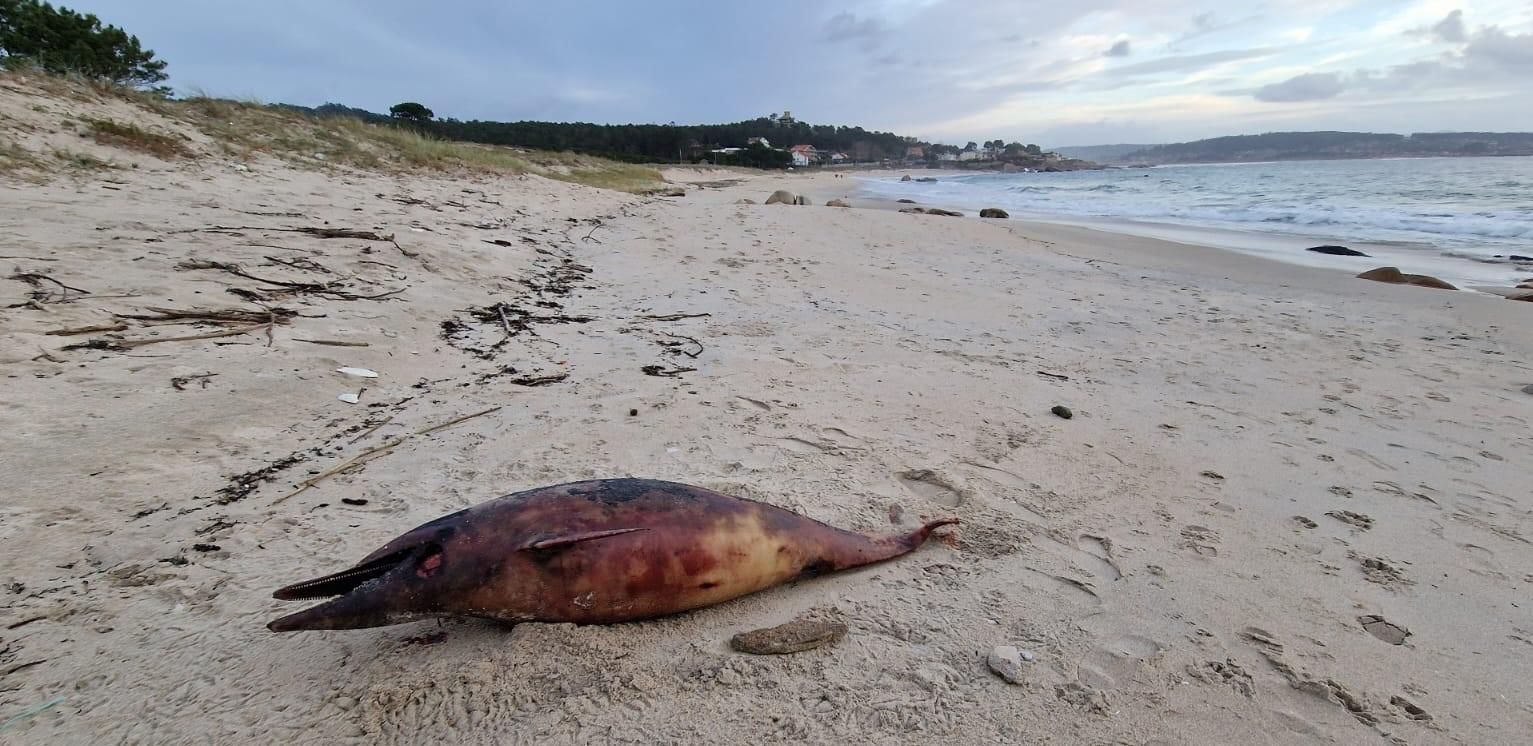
left=168, top=92, right=663, bottom=191
left=84, top=118, right=192, bottom=159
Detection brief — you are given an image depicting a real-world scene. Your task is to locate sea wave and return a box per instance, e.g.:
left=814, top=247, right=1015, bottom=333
left=859, top=157, right=1533, bottom=256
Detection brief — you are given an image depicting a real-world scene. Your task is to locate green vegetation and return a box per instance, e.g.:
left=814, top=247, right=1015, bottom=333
left=50, top=147, right=113, bottom=171
left=708, top=143, right=792, bottom=170
left=0, top=0, right=167, bottom=89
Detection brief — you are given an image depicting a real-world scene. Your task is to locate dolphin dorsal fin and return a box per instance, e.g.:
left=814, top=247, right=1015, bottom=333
left=520, top=527, right=647, bottom=551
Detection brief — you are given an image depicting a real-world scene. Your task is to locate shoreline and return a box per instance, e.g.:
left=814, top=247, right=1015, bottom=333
left=832, top=170, right=1533, bottom=294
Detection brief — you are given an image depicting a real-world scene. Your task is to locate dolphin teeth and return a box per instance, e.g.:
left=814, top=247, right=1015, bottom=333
left=271, top=549, right=412, bottom=600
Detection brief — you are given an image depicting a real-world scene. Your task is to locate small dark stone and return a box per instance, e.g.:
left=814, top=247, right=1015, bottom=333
left=979, top=208, right=1010, bottom=219
left=341, top=497, right=369, bottom=506
left=1306, top=245, right=1369, bottom=257
left=1510, top=254, right=1533, bottom=262
left=896, top=198, right=917, bottom=204
left=1050, top=405, right=1073, bottom=419
left=191, top=543, right=221, bottom=552
left=1522, top=384, right=1533, bottom=395
left=629, top=408, right=639, bottom=416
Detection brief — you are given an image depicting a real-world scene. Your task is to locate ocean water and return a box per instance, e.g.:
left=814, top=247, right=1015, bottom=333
left=858, top=156, right=1533, bottom=288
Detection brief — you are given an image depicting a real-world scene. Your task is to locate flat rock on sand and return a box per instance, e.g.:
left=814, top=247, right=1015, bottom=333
left=730, top=618, right=848, bottom=654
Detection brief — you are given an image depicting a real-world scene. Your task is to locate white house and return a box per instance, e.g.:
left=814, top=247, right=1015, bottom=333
left=791, top=150, right=812, bottom=167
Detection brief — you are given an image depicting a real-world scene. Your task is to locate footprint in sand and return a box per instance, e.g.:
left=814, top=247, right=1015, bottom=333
left=897, top=469, right=964, bottom=507
left=1075, top=534, right=1122, bottom=581
left=734, top=396, right=771, bottom=411
left=1076, top=634, right=1164, bottom=690
left=1179, top=525, right=1220, bottom=556
left=1326, top=510, right=1374, bottom=531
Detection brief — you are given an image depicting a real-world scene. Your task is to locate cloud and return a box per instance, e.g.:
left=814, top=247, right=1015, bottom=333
left=1105, top=39, right=1131, bottom=57
left=821, top=12, right=888, bottom=50
left=1253, top=72, right=1345, bottom=102
left=1431, top=10, right=1466, bottom=44
left=1175, top=11, right=1261, bottom=46
left=1465, top=25, right=1533, bottom=68
left=1103, top=47, right=1277, bottom=77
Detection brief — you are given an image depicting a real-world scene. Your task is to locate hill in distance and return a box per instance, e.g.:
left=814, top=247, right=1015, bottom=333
left=1106, top=131, right=1533, bottom=165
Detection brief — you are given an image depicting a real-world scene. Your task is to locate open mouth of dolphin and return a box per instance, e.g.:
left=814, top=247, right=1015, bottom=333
left=268, top=542, right=442, bottom=631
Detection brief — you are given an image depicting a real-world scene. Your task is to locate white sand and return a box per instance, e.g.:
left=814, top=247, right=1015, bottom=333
left=2, top=86, right=1532, bottom=744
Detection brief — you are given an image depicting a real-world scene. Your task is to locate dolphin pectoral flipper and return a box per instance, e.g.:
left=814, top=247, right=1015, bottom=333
left=522, top=527, right=648, bottom=551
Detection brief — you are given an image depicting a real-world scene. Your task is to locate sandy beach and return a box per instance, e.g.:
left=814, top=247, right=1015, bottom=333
left=3, top=84, right=1532, bottom=745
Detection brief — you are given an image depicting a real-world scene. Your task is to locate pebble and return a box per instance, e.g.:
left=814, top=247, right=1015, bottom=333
left=1522, top=384, right=1533, bottom=395
left=987, top=645, right=1030, bottom=685
left=1050, top=405, right=1073, bottom=420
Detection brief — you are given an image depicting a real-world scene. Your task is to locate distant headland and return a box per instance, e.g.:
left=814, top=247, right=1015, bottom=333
left=1056, top=131, right=1533, bottom=166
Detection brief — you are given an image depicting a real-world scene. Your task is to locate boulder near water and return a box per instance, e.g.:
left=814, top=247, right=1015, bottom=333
left=979, top=208, right=1009, bottom=219
left=826, top=198, right=851, bottom=207
left=1356, top=266, right=1457, bottom=290
left=765, top=190, right=807, bottom=205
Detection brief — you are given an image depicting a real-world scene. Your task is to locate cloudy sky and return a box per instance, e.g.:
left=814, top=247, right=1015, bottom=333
left=74, top=0, right=1533, bottom=146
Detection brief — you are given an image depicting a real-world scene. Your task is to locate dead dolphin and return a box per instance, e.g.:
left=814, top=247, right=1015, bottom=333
left=268, top=478, right=957, bottom=631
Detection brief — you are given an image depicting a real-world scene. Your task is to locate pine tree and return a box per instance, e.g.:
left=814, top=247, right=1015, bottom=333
left=0, top=0, right=168, bottom=88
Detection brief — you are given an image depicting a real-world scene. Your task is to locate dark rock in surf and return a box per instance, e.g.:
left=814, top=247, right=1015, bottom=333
left=1307, top=245, right=1368, bottom=257
left=979, top=208, right=1010, bottom=219
left=896, top=199, right=917, bottom=204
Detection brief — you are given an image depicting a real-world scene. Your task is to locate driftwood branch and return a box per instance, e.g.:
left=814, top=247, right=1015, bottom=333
left=293, top=338, right=370, bottom=347
left=273, top=407, right=505, bottom=503
left=46, top=322, right=128, bottom=336
left=636, top=312, right=711, bottom=322
left=415, top=406, right=504, bottom=436
left=64, top=324, right=271, bottom=351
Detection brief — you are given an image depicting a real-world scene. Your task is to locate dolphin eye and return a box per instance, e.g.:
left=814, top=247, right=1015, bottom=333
left=415, top=548, right=443, bottom=578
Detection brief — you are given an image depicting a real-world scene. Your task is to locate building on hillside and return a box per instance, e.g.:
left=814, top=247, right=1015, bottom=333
left=905, top=145, right=925, bottom=160
left=958, top=150, right=980, bottom=161
left=937, top=151, right=958, bottom=162
left=788, top=143, right=819, bottom=167
left=829, top=152, right=848, bottom=163
left=747, top=136, right=771, bottom=148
